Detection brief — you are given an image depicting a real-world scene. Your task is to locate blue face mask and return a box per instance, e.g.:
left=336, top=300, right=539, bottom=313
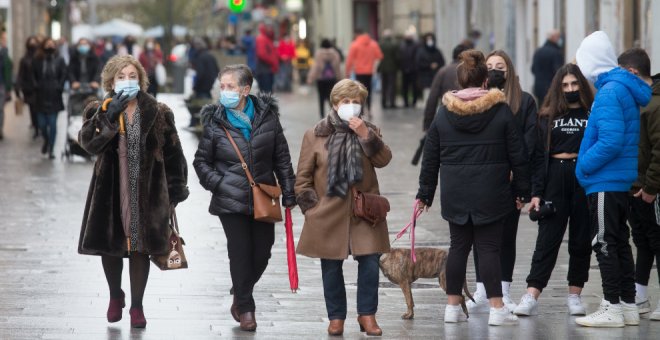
left=114, top=79, right=140, bottom=100
left=220, top=90, right=241, bottom=109
left=78, top=44, right=90, bottom=54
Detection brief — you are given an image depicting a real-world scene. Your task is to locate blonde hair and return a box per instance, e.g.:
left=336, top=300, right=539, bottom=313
left=101, top=55, right=149, bottom=93
left=330, top=79, right=368, bottom=106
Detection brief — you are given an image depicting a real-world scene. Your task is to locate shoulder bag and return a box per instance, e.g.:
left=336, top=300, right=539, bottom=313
left=151, top=207, right=188, bottom=270
left=223, top=126, right=283, bottom=223
left=352, top=187, right=390, bottom=227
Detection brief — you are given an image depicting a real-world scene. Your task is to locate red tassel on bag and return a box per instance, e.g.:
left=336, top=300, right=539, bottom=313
left=394, top=199, right=424, bottom=263
left=285, top=208, right=299, bottom=292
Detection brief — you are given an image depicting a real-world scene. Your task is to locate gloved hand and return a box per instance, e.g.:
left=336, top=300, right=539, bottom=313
left=105, top=90, right=130, bottom=122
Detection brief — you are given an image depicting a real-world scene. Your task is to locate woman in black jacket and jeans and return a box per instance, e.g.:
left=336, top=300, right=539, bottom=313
left=417, top=50, right=529, bottom=326
left=193, top=64, right=296, bottom=332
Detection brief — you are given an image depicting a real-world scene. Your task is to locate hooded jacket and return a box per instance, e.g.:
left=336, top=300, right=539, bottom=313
left=255, top=24, right=279, bottom=74
left=632, top=74, right=660, bottom=194
left=575, top=31, right=653, bottom=194
left=306, top=47, right=341, bottom=83
left=345, top=33, right=383, bottom=76
left=417, top=89, right=530, bottom=225
left=193, top=93, right=296, bottom=216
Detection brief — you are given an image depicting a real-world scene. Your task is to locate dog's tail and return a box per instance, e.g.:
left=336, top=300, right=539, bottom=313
left=462, top=279, right=474, bottom=303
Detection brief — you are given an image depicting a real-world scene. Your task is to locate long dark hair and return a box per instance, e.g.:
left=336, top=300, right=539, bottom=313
left=35, top=37, right=58, bottom=60
left=539, top=63, right=593, bottom=121
left=486, top=50, right=522, bottom=114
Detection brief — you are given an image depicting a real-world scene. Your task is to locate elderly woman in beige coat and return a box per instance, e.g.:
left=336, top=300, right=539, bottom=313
left=295, top=79, right=392, bottom=336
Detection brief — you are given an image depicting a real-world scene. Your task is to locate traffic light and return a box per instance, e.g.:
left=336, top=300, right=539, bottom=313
left=228, top=0, right=246, bottom=13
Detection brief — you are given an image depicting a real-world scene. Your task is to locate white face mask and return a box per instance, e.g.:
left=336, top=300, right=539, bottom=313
left=337, top=103, right=361, bottom=121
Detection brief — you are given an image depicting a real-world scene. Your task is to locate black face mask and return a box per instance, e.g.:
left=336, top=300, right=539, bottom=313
left=45, top=47, right=56, bottom=54
left=487, top=69, right=506, bottom=89
left=564, top=90, right=580, bottom=103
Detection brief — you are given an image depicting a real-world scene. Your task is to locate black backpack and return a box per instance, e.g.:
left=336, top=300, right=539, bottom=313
left=319, top=60, right=335, bottom=80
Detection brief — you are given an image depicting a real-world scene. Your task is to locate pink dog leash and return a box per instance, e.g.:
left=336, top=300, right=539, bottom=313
left=393, top=199, right=424, bottom=263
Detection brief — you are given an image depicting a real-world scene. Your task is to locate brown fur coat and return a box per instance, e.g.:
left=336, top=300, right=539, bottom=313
left=77, top=92, right=189, bottom=257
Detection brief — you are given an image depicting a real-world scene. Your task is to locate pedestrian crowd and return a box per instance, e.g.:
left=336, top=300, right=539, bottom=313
left=3, top=24, right=657, bottom=337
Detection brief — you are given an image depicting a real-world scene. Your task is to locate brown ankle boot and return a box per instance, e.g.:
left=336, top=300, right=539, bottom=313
left=239, top=311, right=257, bottom=331
left=230, top=296, right=239, bottom=322
left=327, top=319, right=345, bottom=336
left=357, top=315, right=382, bottom=336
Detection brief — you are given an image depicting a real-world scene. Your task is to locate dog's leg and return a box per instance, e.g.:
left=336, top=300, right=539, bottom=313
left=401, top=280, right=415, bottom=319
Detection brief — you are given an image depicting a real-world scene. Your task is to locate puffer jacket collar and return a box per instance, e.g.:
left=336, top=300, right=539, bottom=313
left=441, top=89, right=506, bottom=116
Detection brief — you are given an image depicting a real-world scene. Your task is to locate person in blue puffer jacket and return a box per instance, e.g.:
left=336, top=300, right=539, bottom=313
left=573, top=31, right=652, bottom=328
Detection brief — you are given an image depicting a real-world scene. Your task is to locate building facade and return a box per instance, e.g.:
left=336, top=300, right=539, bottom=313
left=307, top=0, right=660, bottom=92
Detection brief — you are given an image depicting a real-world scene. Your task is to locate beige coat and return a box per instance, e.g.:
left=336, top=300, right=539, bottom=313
left=306, top=48, right=341, bottom=84
left=295, top=118, right=392, bottom=259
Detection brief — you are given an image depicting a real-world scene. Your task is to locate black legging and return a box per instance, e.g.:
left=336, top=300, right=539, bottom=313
left=447, top=218, right=503, bottom=298
left=473, top=208, right=519, bottom=282
left=355, top=74, right=373, bottom=111
left=219, top=213, right=275, bottom=314
left=316, top=79, right=336, bottom=118
left=102, top=253, right=151, bottom=308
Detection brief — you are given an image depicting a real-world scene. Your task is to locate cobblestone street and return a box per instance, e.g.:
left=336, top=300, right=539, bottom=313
left=0, top=89, right=659, bottom=339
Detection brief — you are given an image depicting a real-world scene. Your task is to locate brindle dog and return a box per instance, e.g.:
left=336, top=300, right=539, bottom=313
left=379, top=247, right=474, bottom=319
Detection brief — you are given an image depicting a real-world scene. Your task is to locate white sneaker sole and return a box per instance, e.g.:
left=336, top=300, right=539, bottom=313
left=650, top=313, right=660, bottom=321
left=575, top=318, right=624, bottom=328
left=488, top=319, right=519, bottom=326
left=569, top=307, right=586, bottom=316
left=513, top=307, right=538, bottom=316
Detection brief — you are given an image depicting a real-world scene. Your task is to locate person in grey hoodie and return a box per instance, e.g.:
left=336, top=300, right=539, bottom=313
left=307, top=39, right=341, bottom=118
left=573, top=31, right=652, bottom=328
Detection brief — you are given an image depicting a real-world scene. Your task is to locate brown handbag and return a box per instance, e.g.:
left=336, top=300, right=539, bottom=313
left=223, top=127, right=283, bottom=223
left=352, top=187, right=390, bottom=226
left=151, top=208, right=188, bottom=270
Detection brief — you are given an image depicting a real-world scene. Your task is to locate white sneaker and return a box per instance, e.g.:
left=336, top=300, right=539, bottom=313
left=575, top=300, right=624, bottom=328
left=636, top=296, right=651, bottom=314
left=650, top=302, right=660, bottom=321
left=621, top=302, right=640, bottom=325
left=503, top=294, right=517, bottom=311
left=567, top=294, right=586, bottom=315
left=444, top=304, right=468, bottom=323
left=488, top=306, right=519, bottom=326
left=513, top=293, right=538, bottom=316
left=466, top=291, right=490, bottom=314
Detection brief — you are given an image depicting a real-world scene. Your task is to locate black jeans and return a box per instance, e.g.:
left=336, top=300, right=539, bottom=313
left=316, top=79, right=336, bottom=118
left=628, top=196, right=660, bottom=286
left=321, top=254, right=380, bottom=320
left=219, top=214, right=275, bottom=314
left=448, top=218, right=503, bottom=298
left=587, top=192, right=635, bottom=304
left=526, top=159, right=591, bottom=291
left=354, top=74, right=373, bottom=111
left=380, top=71, right=396, bottom=108
left=401, top=72, right=417, bottom=107
left=256, top=73, right=274, bottom=94
left=473, top=208, right=518, bottom=283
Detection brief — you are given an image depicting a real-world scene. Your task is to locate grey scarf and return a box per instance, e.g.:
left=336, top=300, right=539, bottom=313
left=326, top=112, right=363, bottom=198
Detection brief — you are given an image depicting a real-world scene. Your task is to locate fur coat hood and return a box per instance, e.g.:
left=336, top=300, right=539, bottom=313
left=441, top=88, right=507, bottom=133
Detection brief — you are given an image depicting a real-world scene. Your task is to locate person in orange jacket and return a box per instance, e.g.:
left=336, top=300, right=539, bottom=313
left=345, top=28, right=383, bottom=111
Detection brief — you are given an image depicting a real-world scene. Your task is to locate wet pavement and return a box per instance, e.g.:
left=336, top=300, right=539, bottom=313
left=1, top=88, right=659, bottom=339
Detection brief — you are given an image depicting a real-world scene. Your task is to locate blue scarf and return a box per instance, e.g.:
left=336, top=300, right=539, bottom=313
left=226, top=97, right=255, bottom=141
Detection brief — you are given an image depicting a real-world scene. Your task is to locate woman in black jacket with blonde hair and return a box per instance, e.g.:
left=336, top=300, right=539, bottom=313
left=417, top=49, right=530, bottom=326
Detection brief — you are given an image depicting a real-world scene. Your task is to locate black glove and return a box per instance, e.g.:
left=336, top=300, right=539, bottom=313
left=105, top=90, right=130, bottom=122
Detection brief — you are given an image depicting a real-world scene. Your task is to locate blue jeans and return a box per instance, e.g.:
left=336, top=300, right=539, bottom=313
left=38, top=112, right=58, bottom=152
left=321, top=254, right=380, bottom=320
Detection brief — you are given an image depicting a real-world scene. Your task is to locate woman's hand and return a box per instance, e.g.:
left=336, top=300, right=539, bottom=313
left=348, top=117, right=369, bottom=139
left=528, top=197, right=541, bottom=213
left=417, top=200, right=429, bottom=212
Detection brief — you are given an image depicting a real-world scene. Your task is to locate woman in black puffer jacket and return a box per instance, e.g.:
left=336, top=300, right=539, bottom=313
left=416, top=50, right=530, bottom=326
left=193, top=64, right=296, bottom=332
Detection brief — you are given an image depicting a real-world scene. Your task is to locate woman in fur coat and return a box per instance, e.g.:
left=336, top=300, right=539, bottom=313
left=78, top=55, right=189, bottom=328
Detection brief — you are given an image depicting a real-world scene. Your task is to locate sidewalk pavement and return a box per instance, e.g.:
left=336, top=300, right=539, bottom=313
left=0, top=88, right=658, bottom=339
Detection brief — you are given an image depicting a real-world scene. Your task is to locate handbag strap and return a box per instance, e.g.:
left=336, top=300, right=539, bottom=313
left=222, top=126, right=256, bottom=186
left=170, top=205, right=181, bottom=237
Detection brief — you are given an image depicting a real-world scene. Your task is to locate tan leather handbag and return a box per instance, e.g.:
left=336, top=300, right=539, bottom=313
left=223, top=127, right=283, bottom=223
left=352, top=187, right=390, bottom=226
left=151, top=208, right=188, bottom=270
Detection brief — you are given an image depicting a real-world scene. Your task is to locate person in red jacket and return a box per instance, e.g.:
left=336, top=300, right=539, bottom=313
left=255, top=23, right=279, bottom=93
left=276, top=35, right=296, bottom=92
left=345, top=29, right=383, bottom=111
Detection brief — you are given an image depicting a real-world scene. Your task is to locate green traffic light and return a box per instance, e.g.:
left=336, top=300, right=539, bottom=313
left=228, top=0, right=246, bottom=13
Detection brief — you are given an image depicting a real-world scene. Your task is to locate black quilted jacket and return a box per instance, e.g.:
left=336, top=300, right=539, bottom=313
left=193, top=93, right=296, bottom=216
